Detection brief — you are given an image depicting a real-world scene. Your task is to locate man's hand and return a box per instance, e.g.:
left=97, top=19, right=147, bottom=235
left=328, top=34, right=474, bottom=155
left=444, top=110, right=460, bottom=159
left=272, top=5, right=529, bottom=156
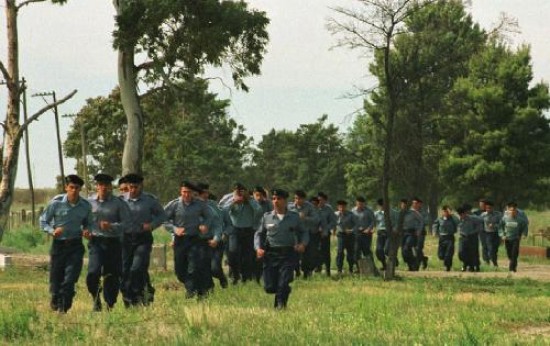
left=175, top=227, right=185, bottom=236
left=52, top=227, right=64, bottom=238
left=199, top=225, right=209, bottom=234
left=143, top=223, right=152, bottom=232
left=256, top=248, right=265, bottom=259
left=208, top=239, right=218, bottom=248
left=99, top=221, right=111, bottom=231
left=82, top=229, right=92, bottom=240
left=295, top=243, right=306, bottom=253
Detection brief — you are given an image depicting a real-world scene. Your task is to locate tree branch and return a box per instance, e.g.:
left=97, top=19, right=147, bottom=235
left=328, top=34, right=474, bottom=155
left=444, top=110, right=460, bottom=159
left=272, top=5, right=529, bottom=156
left=16, top=0, right=46, bottom=10
left=135, top=60, right=155, bottom=72
left=0, top=61, right=13, bottom=90
left=18, top=89, right=78, bottom=139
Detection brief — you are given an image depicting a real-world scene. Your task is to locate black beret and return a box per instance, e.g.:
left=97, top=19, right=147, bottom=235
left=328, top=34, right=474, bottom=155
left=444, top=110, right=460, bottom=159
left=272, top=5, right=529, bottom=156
left=196, top=182, right=209, bottom=193
left=294, top=190, right=306, bottom=198
left=336, top=200, right=348, bottom=206
left=94, top=173, right=114, bottom=184
left=180, top=180, right=199, bottom=192
left=271, top=188, right=289, bottom=199
left=233, top=182, right=246, bottom=191
left=64, top=174, right=84, bottom=187
left=411, top=196, right=423, bottom=203
left=485, top=200, right=494, bottom=206
left=124, top=173, right=144, bottom=184
left=356, top=196, right=366, bottom=203
left=118, top=176, right=128, bottom=185
left=377, top=198, right=384, bottom=206
left=317, top=192, right=328, bottom=200
left=310, top=196, right=320, bottom=203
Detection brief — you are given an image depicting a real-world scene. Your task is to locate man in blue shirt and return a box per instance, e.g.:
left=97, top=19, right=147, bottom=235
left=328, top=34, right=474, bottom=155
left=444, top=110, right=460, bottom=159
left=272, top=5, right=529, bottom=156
left=86, top=173, right=131, bottom=311
left=120, top=173, right=166, bottom=307
left=222, top=183, right=263, bottom=285
left=165, top=181, right=214, bottom=299
left=255, top=188, right=309, bottom=309
left=316, top=192, right=337, bottom=276
left=40, top=174, right=93, bottom=313
left=335, top=200, right=357, bottom=274
left=352, top=196, right=375, bottom=262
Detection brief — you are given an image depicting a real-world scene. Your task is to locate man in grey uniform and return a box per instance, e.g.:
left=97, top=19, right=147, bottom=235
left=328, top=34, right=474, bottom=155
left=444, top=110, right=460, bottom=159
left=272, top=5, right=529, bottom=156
left=40, top=174, right=93, bottom=313
left=87, top=173, right=131, bottom=311
left=120, top=174, right=166, bottom=307
left=164, top=181, right=214, bottom=298
left=255, top=188, right=309, bottom=309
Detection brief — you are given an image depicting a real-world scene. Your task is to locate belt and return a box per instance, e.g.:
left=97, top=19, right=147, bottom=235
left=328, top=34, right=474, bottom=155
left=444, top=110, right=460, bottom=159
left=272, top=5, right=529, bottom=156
left=54, top=238, right=81, bottom=245
left=267, top=246, right=295, bottom=255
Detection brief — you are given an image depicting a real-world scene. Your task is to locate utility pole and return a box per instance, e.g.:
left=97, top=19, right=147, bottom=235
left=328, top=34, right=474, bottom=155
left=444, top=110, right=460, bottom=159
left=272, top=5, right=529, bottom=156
left=31, top=91, right=65, bottom=187
left=64, top=113, right=90, bottom=194
left=21, top=78, right=36, bottom=225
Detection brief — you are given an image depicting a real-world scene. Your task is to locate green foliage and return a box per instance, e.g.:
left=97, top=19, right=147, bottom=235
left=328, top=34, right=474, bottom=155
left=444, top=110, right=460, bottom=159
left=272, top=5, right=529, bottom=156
left=440, top=42, right=550, bottom=207
left=248, top=115, right=350, bottom=201
left=64, top=80, right=252, bottom=201
left=113, top=0, right=269, bottom=91
left=345, top=0, right=550, bottom=208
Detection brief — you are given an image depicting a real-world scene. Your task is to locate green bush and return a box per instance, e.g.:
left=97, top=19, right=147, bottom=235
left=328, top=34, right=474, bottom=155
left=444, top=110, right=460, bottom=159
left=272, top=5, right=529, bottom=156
left=1, top=226, right=49, bottom=253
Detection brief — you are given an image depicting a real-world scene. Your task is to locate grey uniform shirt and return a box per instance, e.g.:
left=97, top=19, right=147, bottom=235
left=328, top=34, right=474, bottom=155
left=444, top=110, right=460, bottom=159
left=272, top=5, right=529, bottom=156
left=481, top=210, right=503, bottom=233
left=40, top=194, right=93, bottom=240
left=402, top=209, right=424, bottom=232
left=88, top=193, right=131, bottom=238
left=164, top=198, right=214, bottom=238
left=288, top=201, right=320, bottom=234
left=432, top=216, right=458, bottom=236
left=254, top=210, right=309, bottom=249
left=122, top=192, right=167, bottom=234
left=352, top=207, right=375, bottom=235
left=318, top=204, right=336, bottom=237
left=335, top=210, right=356, bottom=235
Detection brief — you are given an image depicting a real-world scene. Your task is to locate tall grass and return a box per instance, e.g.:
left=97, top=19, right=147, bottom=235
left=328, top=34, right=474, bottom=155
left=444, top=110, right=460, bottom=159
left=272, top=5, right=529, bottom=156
left=0, top=267, right=549, bottom=344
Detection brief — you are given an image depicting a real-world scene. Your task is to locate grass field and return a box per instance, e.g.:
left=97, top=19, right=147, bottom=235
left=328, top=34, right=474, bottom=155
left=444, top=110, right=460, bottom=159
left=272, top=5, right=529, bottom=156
left=1, top=211, right=549, bottom=345
left=1, top=266, right=549, bottom=345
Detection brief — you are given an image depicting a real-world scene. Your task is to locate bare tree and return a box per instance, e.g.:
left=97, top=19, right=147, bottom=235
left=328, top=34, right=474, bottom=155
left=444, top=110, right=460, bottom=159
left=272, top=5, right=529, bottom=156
left=0, top=0, right=76, bottom=240
left=327, top=0, right=435, bottom=279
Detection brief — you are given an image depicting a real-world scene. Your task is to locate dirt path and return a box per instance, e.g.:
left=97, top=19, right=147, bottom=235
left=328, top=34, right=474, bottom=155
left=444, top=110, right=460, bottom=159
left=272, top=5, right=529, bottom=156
left=3, top=246, right=550, bottom=281
left=400, top=263, right=550, bottom=282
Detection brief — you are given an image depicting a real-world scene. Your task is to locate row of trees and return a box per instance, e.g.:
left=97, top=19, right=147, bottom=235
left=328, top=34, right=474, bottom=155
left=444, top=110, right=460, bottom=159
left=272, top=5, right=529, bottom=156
left=65, top=0, right=550, bottom=210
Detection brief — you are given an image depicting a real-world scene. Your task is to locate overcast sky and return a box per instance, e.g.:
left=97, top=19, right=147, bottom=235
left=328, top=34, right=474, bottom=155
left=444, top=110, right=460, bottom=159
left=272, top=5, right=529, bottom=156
left=1, top=0, right=549, bottom=188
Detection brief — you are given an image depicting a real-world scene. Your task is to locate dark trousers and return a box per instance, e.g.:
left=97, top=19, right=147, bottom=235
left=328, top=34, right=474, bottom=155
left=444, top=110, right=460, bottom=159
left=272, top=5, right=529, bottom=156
left=504, top=238, right=520, bottom=272
left=317, top=234, right=331, bottom=273
left=228, top=227, right=255, bottom=283
left=86, top=237, right=122, bottom=308
left=301, top=232, right=320, bottom=276
left=336, top=233, right=355, bottom=272
left=263, top=248, right=297, bottom=309
left=49, top=239, right=85, bottom=312
left=402, top=231, right=419, bottom=271
left=416, top=230, right=427, bottom=261
left=174, top=236, right=213, bottom=297
left=211, top=241, right=228, bottom=286
left=355, top=233, right=373, bottom=259
left=479, top=230, right=490, bottom=263
left=458, top=234, right=480, bottom=269
left=437, top=235, right=455, bottom=269
left=121, top=233, right=153, bottom=306
left=375, top=233, right=389, bottom=269
left=485, top=232, right=501, bottom=266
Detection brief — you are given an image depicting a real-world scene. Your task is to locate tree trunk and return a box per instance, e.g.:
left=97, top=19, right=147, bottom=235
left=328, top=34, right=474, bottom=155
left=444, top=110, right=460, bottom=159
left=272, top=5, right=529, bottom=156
left=114, top=0, right=144, bottom=175
left=118, top=47, right=143, bottom=175
left=0, top=0, right=22, bottom=241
